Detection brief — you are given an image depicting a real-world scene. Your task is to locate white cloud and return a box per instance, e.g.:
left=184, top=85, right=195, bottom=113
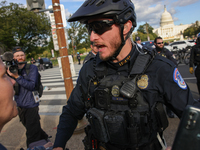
left=172, top=0, right=199, bottom=7
left=65, top=8, right=71, bottom=19
left=131, top=0, right=199, bottom=28
left=132, top=0, right=165, bottom=27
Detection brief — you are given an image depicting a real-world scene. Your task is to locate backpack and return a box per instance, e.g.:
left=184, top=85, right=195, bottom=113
left=25, top=64, right=43, bottom=97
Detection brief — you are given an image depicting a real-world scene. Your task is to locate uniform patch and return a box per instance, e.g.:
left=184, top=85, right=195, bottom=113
left=137, top=74, right=149, bottom=89
left=173, top=68, right=187, bottom=89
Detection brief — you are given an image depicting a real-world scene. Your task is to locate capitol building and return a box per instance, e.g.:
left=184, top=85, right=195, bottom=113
left=153, top=6, right=192, bottom=40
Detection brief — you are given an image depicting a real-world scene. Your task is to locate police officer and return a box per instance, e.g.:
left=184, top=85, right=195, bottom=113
left=135, top=36, right=142, bottom=48
left=154, top=37, right=177, bottom=66
left=77, top=52, right=81, bottom=65
left=83, top=42, right=98, bottom=64
left=154, top=37, right=177, bottom=118
left=53, top=1, right=200, bottom=150
left=189, top=33, right=200, bottom=100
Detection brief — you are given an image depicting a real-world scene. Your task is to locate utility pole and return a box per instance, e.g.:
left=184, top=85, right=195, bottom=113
left=52, top=0, right=73, bottom=99
left=27, top=0, right=87, bottom=132
left=146, top=22, right=150, bottom=41
left=71, top=36, right=75, bottom=62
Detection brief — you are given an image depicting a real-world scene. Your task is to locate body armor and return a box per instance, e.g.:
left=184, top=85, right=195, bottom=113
left=83, top=49, right=168, bottom=150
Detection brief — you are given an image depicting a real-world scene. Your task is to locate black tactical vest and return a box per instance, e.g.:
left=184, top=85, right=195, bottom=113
left=84, top=48, right=168, bottom=149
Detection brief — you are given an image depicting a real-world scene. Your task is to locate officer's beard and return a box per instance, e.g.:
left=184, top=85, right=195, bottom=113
left=99, top=38, right=121, bottom=62
left=156, top=46, right=163, bottom=52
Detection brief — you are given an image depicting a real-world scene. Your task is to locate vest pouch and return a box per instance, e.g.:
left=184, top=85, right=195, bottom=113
left=95, top=87, right=110, bottom=110
left=87, top=108, right=109, bottom=143
left=155, top=102, right=168, bottom=131
left=104, top=111, right=128, bottom=145
left=127, top=126, right=142, bottom=145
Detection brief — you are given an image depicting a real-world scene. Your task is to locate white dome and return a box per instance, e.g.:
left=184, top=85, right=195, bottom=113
left=160, top=6, right=174, bottom=27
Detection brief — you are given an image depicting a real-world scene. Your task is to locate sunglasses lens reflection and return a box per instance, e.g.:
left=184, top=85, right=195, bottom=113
left=87, top=20, right=114, bottom=35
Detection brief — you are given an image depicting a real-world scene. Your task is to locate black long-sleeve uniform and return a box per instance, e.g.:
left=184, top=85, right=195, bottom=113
left=53, top=45, right=200, bottom=149
left=156, top=47, right=177, bottom=66
left=189, top=43, right=200, bottom=95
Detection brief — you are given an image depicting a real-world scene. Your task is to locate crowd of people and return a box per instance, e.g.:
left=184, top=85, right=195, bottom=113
left=0, top=0, right=200, bottom=150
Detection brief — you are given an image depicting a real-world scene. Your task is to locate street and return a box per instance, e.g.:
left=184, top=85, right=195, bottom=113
left=38, top=63, right=82, bottom=114
left=178, top=64, right=199, bottom=99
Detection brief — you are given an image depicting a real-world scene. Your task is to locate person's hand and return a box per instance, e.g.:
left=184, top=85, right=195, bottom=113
left=166, top=146, right=172, bottom=150
left=43, top=142, right=53, bottom=149
left=7, top=67, right=19, bottom=79
left=189, top=67, right=194, bottom=74
left=53, top=147, right=63, bottom=150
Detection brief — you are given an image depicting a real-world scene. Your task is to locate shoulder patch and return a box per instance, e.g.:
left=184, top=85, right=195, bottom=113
left=173, top=68, right=187, bottom=89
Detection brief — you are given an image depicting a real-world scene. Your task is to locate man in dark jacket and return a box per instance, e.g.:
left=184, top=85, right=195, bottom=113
left=189, top=33, right=200, bottom=100
left=7, top=47, right=49, bottom=148
left=83, top=42, right=98, bottom=64
left=39, top=57, right=44, bottom=71
left=77, top=52, right=81, bottom=65
left=154, top=37, right=177, bottom=66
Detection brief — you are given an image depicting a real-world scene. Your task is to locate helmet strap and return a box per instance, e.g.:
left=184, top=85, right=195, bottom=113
left=111, top=25, right=134, bottom=60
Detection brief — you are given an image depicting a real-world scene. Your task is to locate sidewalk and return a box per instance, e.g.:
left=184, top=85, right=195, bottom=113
left=0, top=114, right=179, bottom=150
left=0, top=114, right=86, bottom=150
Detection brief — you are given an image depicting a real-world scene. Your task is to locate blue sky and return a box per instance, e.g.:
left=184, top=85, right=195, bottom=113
left=5, top=0, right=200, bottom=30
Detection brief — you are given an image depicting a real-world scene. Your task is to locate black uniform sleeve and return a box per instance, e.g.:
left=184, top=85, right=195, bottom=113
left=164, top=48, right=178, bottom=66
left=155, top=59, right=200, bottom=118
left=53, top=62, right=94, bottom=149
left=189, top=46, right=195, bottom=67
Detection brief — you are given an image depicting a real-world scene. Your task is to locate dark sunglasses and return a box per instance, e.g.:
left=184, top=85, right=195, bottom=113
left=86, top=20, right=115, bottom=35
left=157, top=42, right=163, bottom=44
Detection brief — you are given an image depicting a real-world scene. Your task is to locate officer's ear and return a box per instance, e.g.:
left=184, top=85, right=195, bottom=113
left=123, top=20, right=132, bottom=35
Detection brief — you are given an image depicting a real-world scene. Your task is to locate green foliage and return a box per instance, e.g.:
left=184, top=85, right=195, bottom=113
left=135, top=23, right=157, bottom=42
left=67, top=20, right=90, bottom=50
left=42, top=50, right=51, bottom=58
left=51, top=59, right=58, bottom=66
left=77, top=48, right=86, bottom=54
left=137, top=23, right=154, bottom=34
left=183, top=21, right=200, bottom=38
left=0, top=1, right=51, bottom=54
left=133, top=31, right=157, bottom=42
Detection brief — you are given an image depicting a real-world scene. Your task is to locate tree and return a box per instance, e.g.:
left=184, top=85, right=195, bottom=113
left=67, top=21, right=90, bottom=51
left=136, top=23, right=157, bottom=41
left=0, top=1, right=51, bottom=56
left=137, top=23, right=154, bottom=34
left=183, top=21, right=200, bottom=38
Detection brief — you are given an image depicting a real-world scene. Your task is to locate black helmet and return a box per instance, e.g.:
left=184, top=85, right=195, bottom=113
left=68, top=0, right=137, bottom=27
left=12, top=46, right=24, bottom=54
